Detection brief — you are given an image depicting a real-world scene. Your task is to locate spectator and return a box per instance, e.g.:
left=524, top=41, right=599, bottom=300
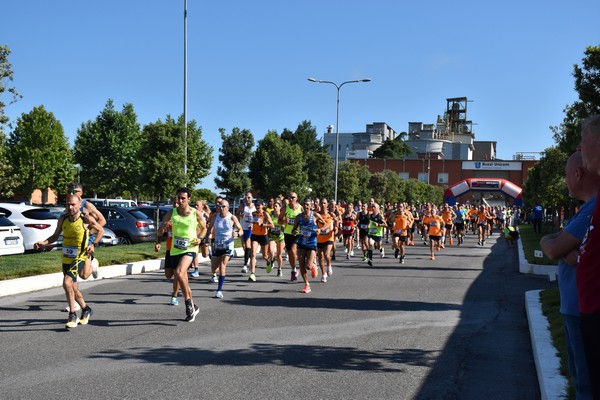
left=576, top=114, right=600, bottom=399
left=533, top=204, right=543, bottom=233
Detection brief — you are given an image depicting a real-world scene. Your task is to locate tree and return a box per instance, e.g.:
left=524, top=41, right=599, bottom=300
left=0, top=45, right=22, bottom=198
left=249, top=131, right=309, bottom=199
left=74, top=99, right=143, bottom=197
left=280, top=120, right=325, bottom=154
left=337, top=161, right=372, bottom=202
left=368, top=170, right=405, bottom=203
left=193, top=188, right=217, bottom=203
left=139, top=115, right=213, bottom=200
left=305, top=151, right=334, bottom=198
left=523, top=147, right=568, bottom=209
left=8, top=106, right=74, bottom=199
left=371, top=137, right=413, bottom=159
left=214, top=127, right=254, bottom=199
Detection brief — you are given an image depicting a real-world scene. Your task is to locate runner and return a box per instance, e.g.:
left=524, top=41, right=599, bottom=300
left=155, top=198, right=181, bottom=305
left=392, top=204, right=411, bottom=263
left=441, top=204, right=457, bottom=247
left=408, top=204, right=419, bottom=246
left=366, top=203, right=387, bottom=266
left=279, top=191, right=302, bottom=281
left=476, top=205, right=491, bottom=245
left=454, top=204, right=467, bottom=245
left=292, top=198, right=326, bottom=293
left=237, top=191, right=256, bottom=273
left=248, top=200, right=274, bottom=282
left=190, top=200, right=211, bottom=277
left=316, top=200, right=335, bottom=282
left=327, top=199, right=341, bottom=261
left=423, top=208, right=444, bottom=260
left=468, top=204, right=478, bottom=235
left=341, top=202, right=356, bottom=259
left=156, top=187, right=206, bottom=322
left=268, top=200, right=286, bottom=277
left=35, top=194, right=104, bottom=328
left=205, top=200, right=242, bottom=299
left=357, top=203, right=371, bottom=261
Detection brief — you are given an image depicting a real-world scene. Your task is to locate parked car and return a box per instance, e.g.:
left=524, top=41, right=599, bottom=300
left=0, top=212, right=25, bottom=256
left=95, top=206, right=157, bottom=245
left=85, top=198, right=137, bottom=208
left=98, top=227, right=119, bottom=247
left=0, top=203, right=59, bottom=252
left=130, top=205, right=173, bottom=229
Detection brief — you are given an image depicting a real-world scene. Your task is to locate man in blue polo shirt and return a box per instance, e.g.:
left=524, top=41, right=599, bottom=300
left=540, top=151, right=600, bottom=400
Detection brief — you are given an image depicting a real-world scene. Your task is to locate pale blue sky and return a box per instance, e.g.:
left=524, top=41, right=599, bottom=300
left=2, top=0, right=599, bottom=193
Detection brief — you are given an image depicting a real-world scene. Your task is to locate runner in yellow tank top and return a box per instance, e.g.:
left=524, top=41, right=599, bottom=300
left=35, top=194, right=104, bottom=328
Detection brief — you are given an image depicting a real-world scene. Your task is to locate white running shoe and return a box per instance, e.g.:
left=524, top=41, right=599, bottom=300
left=64, top=303, right=81, bottom=312
left=327, top=265, right=333, bottom=276
left=91, top=257, right=99, bottom=279
left=321, top=274, right=328, bottom=283
left=350, top=250, right=354, bottom=257
left=380, top=248, right=385, bottom=258
left=241, top=265, right=248, bottom=274
left=215, top=291, right=223, bottom=299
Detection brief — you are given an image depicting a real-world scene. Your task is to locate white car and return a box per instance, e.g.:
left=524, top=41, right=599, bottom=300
left=0, top=212, right=25, bottom=256
left=0, top=203, right=59, bottom=252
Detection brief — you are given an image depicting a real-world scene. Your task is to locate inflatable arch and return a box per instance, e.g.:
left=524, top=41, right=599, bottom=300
left=443, top=178, right=524, bottom=206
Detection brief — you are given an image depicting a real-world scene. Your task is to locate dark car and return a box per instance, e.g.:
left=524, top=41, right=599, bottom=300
left=130, top=205, right=173, bottom=230
left=96, top=206, right=157, bottom=245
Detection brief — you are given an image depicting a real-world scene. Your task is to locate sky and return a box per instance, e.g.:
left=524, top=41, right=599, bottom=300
left=2, top=0, right=599, bottom=194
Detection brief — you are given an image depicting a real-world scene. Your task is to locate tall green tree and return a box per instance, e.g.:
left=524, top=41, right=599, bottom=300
left=280, top=120, right=325, bottom=154
left=368, top=169, right=405, bottom=203
left=139, top=115, right=213, bottom=200
left=249, top=131, right=309, bottom=199
left=337, top=161, right=372, bottom=202
left=74, top=99, right=142, bottom=197
left=371, top=137, right=413, bottom=159
left=524, top=147, right=568, bottom=209
left=305, top=151, right=334, bottom=198
left=0, top=45, right=22, bottom=198
left=214, top=127, right=254, bottom=199
left=8, top=105, right=74, bottom=198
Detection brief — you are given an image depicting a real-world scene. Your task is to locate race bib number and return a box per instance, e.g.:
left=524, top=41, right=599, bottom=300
left=271, top=226, right=281, bottom=235
left=214, top=240, right=226, bottom=250
left=174, top=236, right=189, bottom=250
left=360, top=224, right=369, bottom=229
left=319, top=228, right=330, bottom=235
left=63, top=246, right=78, bottom=258
left=244, top=214, right=253, bottom=224
left=252, top=215, right=261, bottom=223
left=395, top=229, right=404, bottom=235
left=343, top=225, right=352, bottom=231
left=300, top=227, right=312, bottom=238
left=430, top=221, right=438, bottom=227
left=287, top=217, right=296, bottom=225
left=369, top=228, right=378, bottom=235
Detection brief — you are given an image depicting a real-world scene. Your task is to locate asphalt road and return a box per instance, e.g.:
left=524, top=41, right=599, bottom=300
left=0, top=232, right=552, bottom=400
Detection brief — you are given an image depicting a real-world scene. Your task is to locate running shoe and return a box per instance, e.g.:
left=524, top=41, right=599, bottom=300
left=440, top=244, right=445, bottom=249
left=241, top=265, right=248, bottom=274
left=291, top=270, right=298, bottom=281
left=350, top=250, right=354, bottom=256
left=185, top=302, right=199, bottom=322
left=367, top=259, right=373, bottom=267
left=277, top=269, right=283, bottom=277
left=91, top=257, right=99, bottom=279
left=79, top=306, right=94, bottom=325
left=344, top=248, right=348, bottom=253
left=380, top=248, right=385, bottom=258
left=64, top=303, right=81, bottom=312
left=170, top=296, right=179, bottom=306
left=302, top=285, right=311, bottom=293
left=66, top=312, right=79, bottom=328
left=331, top=254, right=336, bottom=261
left=394, top=248, right=399, bottom=258
left=477, top=241, right=481, bottom=246
left=248, top=273, right=256, bottom=282
left=311, top=266, right=318, bottom=279
left=321, top=274, right=328, bottom=283
left=362, top=256, right=368, bottom=262
left=215, top=291, right=223, bottom=299
left=266, top=260, right=273, bottom=274
left=430, top=255, right=435, bottom=260
left=346, top=254, right=350, bottom=260
left=400, top=255, right=405, bottom=264
left=482, top=239, right=486, bottom=245
left=191, top=269, right=200, bottom=277
left=327, top=265, right=333, bottom=276
left=436, top=245, right=441, bottom=252
left=209, top=274, right=218, bottom=283
left=449, top=238, right=453, bottom=245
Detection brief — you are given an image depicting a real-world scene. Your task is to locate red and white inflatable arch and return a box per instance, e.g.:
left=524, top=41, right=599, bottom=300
left=443, top=178, right=524, bottom=206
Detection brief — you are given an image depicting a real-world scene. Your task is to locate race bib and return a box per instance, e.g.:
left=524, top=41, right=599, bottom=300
left=63, top=246, right=78, bottom=258
left=300, top=227, right=312, bottom=238
left=343, top=225, right=352, bottom=231
left=395, top=229, right=404, bottom=235
left=360, top=224, right=369, bottom=229
left=174, top=236, right=189, bottom=250
left=287, top=217, right=296, bottom=225
left=252, top=215, right=261, bottom=223
left=214, top=240, right=226, bottom=250
left=271, top=226, right=281, bottom=235
left=319, top=228, right=330, bottom=235
left=369, top=228, right=378, bottom=235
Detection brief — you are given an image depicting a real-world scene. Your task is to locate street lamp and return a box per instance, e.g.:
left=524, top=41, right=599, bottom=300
left=307, top=77, right=371, bottom=202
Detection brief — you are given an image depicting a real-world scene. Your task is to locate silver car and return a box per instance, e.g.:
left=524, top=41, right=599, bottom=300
left=0, top=212, right=25, bottom=256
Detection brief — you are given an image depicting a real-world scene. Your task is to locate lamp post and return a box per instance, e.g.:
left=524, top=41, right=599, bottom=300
left=183, top=0, right=188, bottom=186
left=308, top=77, right=371, bottom=202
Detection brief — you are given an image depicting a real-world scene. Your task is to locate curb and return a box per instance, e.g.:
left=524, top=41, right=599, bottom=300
left=517, top=228, right=557, bottom=280
left=0, top=247, right=244, bottom=298
left=525, top=290, right=568, bottom=400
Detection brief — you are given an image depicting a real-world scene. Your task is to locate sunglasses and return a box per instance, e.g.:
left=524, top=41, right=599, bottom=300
left=219, top=205, right=227, bottom=209
left=67, top=189, right=81, bottom=194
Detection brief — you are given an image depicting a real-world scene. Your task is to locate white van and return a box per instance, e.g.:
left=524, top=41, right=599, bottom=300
left=85, top=198, right=137, bottom=208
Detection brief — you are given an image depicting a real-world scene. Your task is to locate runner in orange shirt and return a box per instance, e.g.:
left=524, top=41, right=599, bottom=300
left=392, top=204, right=411, bottom=263
left=423, top=208, right=445, bottom=260
left=440, top=204, right=456, bottom=247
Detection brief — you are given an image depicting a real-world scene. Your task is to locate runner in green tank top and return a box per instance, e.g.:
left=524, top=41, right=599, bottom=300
left=278, top=191, right=302, bottom=281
